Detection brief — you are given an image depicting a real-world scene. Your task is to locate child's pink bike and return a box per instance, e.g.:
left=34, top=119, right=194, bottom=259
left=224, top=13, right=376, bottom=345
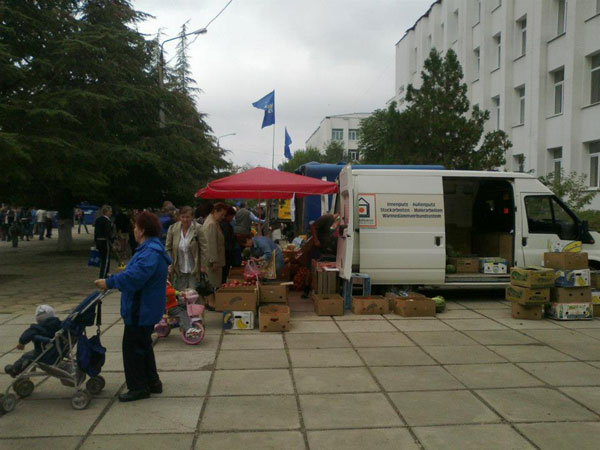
left=154, top=289, right=205, bottom=345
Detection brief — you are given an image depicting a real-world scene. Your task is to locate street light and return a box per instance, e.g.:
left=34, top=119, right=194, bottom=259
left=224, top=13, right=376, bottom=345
left=217, top=133, right=236, bottom=147
left=157, top=27, right=207, bottom=126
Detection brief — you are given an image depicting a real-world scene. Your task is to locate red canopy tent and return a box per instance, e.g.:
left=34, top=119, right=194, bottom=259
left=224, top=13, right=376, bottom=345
left=195, top=167, right=338, bottom=199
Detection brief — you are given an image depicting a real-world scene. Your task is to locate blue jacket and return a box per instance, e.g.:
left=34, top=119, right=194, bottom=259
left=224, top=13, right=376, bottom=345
left=252, top=236, right=284, bottom=274
left=19, top=317, right=62, bottom=352
left=106, top=237, right=172, bottom=326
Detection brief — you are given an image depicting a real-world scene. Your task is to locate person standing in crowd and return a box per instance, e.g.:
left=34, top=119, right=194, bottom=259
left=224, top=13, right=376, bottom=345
left=233, top=202, right=264, bottom=247
left=44, top=210, right=53, bottom=239
left=114, top=208, right=131, bottom=269
left=246, top=235, right=284, bottom=278
left=9, top=216, right=20, bottom=248
left=165, top=206, right=207, bottom=290
left=76, top=208, right=89, bottom=234
left=35, top=208, right=46, bottom=240
left=194, top=203, right=213, bottom=226
left=95, top=211, right=171, bottom=402
left=18, top=207, right=30, bottom=241
left=310, top=213, right=341, bottom=260
left=202, top=203, right=227, bottom=303
left=219, top=207, right=236, bottom=283
left=94, top=205, right=113, bottom=278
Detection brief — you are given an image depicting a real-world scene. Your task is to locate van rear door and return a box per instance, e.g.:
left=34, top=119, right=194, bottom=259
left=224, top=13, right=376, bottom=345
left=337, top=167, right=355, bottom=280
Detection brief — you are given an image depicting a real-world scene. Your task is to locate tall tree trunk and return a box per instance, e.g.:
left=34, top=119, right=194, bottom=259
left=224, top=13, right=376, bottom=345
left=57, top=218, right=73, bottom=252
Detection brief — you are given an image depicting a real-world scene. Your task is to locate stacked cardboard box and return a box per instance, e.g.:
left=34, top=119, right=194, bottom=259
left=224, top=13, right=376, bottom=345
left=592, top=271, right=600, bottom=317
left=507, top=266, right=555, bottom=319
left=258, top=280, right=291, bottom=332
left=311, top=260, right=339, bottom=294
left=217, top=285, right=259, bottom=330
left=544, top=252, right=592, bottom=320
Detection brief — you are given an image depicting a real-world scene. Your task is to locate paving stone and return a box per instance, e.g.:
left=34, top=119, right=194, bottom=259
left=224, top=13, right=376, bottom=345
left=287, top=320, right=340, bottom=333
left=200, top=395, right=299, bottom=431
left=463, top=330, right=537, bottom=345
left=444, top=364, right=543, bottom=389
left=414, top=424, right=535, bottom=450
left=211, top=369, right=294, bottom=395
left=221, top=334, right=284, bottom=350
left=476, top=308, right=513, bottom=319
left=307, top=428, right=419, bottom=450
left=28, top=372, right=124, bottom=399
left=444, top=302, right=467, bottom=310
left=153, top=332, right=220, bottom=352
left=0, top=398, right=109, bottom=437
left=576, top=328, right=600, bottom=340
left=517, top=422, right=600, bottom=450
left=336, top=320, right=396, bottom=333
left=390, top=319, right=453, bottom=332
left=423, top=345, right=507, bottom=364
left=476, top=387, right=599, bottom=422
left=334, top=313, right=385, bottom=321
left=154, top=350, right=217, bottom=371
left=456, top=301, right=507, bottom=309
left=0, top=324, right=27, bottom=337
left=357, top=346, right=436, bottom=366
left=197, top=431, right=305, bottom=450
left=344, top=331, right=413, bottom=347
left=300, top=393, right=403, bottom=429
left=94, top=397, right=202, bottom=434
left=285, top=332, right=351, bottom=349
left=551, top=343, right=600, bottom=360
left=517, top=362, right=600, bottom=386
left=290, top=311, right=333, bottom=321
left=372, top=365, right=464, bottom=391
left=157, top=371, right=211, bottom=397
left=389, top=390, right=500, bottom=426
left=405, top=331, right=479, bottom=346
left=293, top=367, right=380, bottom=394
left=0, top=437, right=81, bottom=450
left=437, top=310, right=486, bottom=319
left=289, top=348, right=363, bottom=367
left=560, top=387, right=600, bottom=414
left=442, top=319, right=508, bottom=331
left=495, top=318, right=563, bottom=330
left=81, top=434, right=194, bottom=450
left=556, top=319, right=600, bottom=329
left=217, top=349, right=289, bottom=369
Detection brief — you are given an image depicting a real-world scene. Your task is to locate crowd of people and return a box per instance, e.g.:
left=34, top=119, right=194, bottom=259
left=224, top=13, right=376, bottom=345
left=0, top=206, right=57, bottom=247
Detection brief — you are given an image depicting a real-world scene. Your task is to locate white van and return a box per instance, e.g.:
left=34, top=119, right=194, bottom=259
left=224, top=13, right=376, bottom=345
left=336, top=165, right=599, bottom=288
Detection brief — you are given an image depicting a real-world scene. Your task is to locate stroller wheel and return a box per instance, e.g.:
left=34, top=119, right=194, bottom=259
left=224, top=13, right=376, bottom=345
left=0, top=393, right=17, bottom=413
left=181, top=322, right=205, bottom=345
left=13, top=379, right=34, bottom=398
left=154, top=322, right=171, bottom=338
left=86, top=376, right=106, bottom=395
left=71, top=390, right=92, bottom=410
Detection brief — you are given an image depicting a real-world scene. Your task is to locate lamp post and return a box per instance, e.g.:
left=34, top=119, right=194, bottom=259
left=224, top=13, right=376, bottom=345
left=217, top=133, right=236, bottom=147
left=158, top=27, right=207, bottom=126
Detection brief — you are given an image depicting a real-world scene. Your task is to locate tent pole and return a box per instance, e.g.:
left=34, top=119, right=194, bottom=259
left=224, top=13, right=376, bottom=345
left=271, top=125, right=275, bottom=169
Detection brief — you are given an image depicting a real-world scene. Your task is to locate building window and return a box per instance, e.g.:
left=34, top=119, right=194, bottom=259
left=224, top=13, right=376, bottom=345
left=517, top=16, right=527, bottom=56
left=412, top=47, right=418, bottom=73
left=590, top=141, right=600, bottom=188
left=474, top=47, right=480, bottom=78
left=492, top=96, right=500, bottom=129
left=475, top=0, right=481, bottom=23
left=514, top=154, right=525, bottom=172
left=348, top=129, right=359, bottom=141
left=557, top=0, right=566, bottom=35
left=348, top=150, right=359, bottom=161
left=332, top=129, right=343, bottom=141
left=516, top=86, right=526, bottom=125
left=549, top=147, right=563, bottom=180
left=493, top=33, right=501, bottom=69
left=591, top=53, right=600, bottom=104
left=440, top=23, right=445, bottom=47
left=553, top=68, right=564, bottom=114
left=427, top=34, right=432, bottom=52
left=450, top=10, right=459, bottom=43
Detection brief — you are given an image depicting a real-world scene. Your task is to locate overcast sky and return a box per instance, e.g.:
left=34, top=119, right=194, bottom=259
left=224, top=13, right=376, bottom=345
left=134, top=0, right=433, bottom=168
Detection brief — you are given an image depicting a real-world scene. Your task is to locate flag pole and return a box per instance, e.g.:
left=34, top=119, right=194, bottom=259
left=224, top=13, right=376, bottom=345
left=271, top=125, right=275, bottom=169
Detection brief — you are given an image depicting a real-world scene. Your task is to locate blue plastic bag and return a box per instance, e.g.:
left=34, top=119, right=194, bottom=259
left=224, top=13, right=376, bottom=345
left=77, top=334, right=106, bottom=377
left=87, top=247, right=100, bottom=267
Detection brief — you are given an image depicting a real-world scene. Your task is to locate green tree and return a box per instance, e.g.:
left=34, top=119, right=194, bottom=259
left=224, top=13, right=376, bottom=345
left=360, top=49, right=511, bottom=169
left=323, top=140, right=346, bottom=163
left=539, top=170, right=597, bottom=212
left=279, top=147, right=324, bottom=173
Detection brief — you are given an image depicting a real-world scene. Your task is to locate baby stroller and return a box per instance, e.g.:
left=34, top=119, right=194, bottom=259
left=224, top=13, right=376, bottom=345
left=154, top=283, right=205, bottom=345
left=0, top=291, right=110, bottom=413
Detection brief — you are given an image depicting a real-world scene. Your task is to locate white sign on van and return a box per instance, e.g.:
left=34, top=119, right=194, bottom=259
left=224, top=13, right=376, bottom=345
left=358, top=193, right=444, bottom=228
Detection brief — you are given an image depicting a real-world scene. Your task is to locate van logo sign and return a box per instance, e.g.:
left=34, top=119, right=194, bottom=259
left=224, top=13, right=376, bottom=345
left=358, top=194, right=376, bottom=227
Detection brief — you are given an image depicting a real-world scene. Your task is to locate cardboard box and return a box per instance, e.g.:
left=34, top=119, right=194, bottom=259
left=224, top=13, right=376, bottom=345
left=313, top=293, right=344, bottom=316
left=258, top=304, right=290, bottom=332
left=505, top=285, right=550, bottom=305
left=259, top=282, right=288, bottom=304
left=472, top=232, right=514, bottom=267
left=548, top=240, right=582, bottom=253
left=448, top=257, right=479, bottom=273
left=511, top=303, right=544, bottom=320
left=479, top=257, right=508, bottom=274
left=547, top=302, right=593, bottom=320
left=510, top=267, right=556, bottom=288
left=590, top=271, right=600, bottom=289
left=554, top=269, right=591, bottom=288
left=215, top=287, right=258, bottom=312
left=394, top=297, right=436, bottom=317
left=551, top=287, right=592, bottom=303
left=543, top=252, right=589, bottom=270
left=351, top=296, right=389, bottom=315
left=222, top=311, right=254, bottom=330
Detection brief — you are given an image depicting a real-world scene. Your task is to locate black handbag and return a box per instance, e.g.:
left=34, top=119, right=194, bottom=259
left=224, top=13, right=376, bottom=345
left=195, top=272, right=214, bottom=297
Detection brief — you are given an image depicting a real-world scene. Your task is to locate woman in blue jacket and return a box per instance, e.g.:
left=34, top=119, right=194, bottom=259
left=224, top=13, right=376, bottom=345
left=95, top=211, right=172, bottom=402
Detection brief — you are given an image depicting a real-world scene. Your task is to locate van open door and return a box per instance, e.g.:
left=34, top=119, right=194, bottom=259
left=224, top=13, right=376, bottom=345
left=336, top=166, right=355, bottom=280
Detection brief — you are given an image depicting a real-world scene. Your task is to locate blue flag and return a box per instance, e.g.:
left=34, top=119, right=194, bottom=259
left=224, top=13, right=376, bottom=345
left=252, top=90, right=275, bottom=128
left=284, top=127, right=292, bottom=159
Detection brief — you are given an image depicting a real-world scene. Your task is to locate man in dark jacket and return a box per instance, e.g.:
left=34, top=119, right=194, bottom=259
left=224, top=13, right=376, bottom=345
left=5, top=305, right=62, bottom=377
left=233, top=203, right=263, bottom=246
left=94, top=205, right=113, bottom=278
left=220, top=207, right=236, bottom=283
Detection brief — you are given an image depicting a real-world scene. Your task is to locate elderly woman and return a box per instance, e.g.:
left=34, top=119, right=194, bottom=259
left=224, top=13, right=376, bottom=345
left=202, top=202, right=227, bottom=300
left=95, top=211, right=171, bottom=402
left=165, top=206, right=207, bottom=290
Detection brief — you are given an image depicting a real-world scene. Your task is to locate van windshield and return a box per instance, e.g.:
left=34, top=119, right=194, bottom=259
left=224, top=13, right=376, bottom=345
left=524, top=195, right=578, bottom=240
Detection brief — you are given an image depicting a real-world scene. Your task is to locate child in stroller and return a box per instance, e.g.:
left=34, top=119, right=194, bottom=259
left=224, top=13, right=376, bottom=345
left=154, top=282, right=205, bottom=345
left=5, top=305, right=61, bottom=377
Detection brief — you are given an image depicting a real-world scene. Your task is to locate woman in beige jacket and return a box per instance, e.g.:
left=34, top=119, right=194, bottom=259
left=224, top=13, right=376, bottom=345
left=165, top=206, right=207, bottom=290
left=202, top=203, right=227, bottom=296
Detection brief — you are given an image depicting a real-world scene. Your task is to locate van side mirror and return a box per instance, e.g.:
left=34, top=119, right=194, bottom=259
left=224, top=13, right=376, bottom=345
left=579, top=220, right=595, bottom=244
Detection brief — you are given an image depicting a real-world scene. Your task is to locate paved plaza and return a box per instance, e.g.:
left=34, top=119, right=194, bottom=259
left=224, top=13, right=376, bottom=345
left=1, top=233, right=600, bottom=449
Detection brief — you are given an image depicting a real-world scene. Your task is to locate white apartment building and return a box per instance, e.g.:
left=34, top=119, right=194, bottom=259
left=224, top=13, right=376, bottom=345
left=305, top=113, right=371, bottom=161
left=394, top=0, right=600, bottom=209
